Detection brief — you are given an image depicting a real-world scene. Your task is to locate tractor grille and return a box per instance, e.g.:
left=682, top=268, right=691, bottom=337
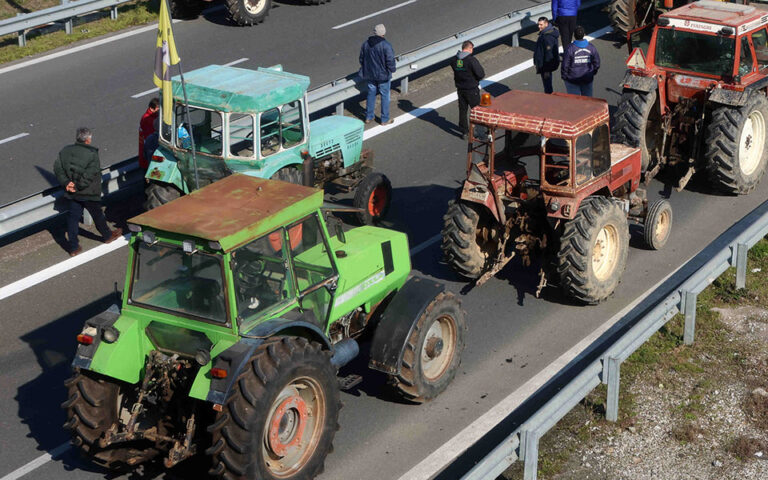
left=315, top=143, right=341, bottom=158
left=344, top=130, right=362, bottom=147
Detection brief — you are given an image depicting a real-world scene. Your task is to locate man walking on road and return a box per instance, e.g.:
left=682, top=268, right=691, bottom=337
left=561, top=26, right=600, bottom=97
left=451, top=40, right=485, bottom=139
left=534, top=17, right=560, bottom=94
left=552, top=0, right=580, bottom=49
left=54, top=128, right=122, bottom=257
left=359, top=24, right=396, bottom=125
left=138, top=97, right=159, bottom=171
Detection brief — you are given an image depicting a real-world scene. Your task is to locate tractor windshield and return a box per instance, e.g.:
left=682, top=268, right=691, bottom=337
left=654, top=28, right=735, bottom=76
left=130, top=243, right=228, bottom=324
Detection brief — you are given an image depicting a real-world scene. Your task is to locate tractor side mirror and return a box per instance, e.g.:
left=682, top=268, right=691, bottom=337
left=326, top=214, right=346, bottom=244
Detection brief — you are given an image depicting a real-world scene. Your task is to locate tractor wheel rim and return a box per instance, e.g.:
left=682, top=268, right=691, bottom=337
left=592, top=224, right=619, bottom=282
left=421, top=315, right=457, bottom=381
left=654, top=209, right=670, bottom=244
left=244, top=0, right=266, bottom=14
left=740, top=111, right=765, bottom=176
left=263, top=377, right=325, bottom=476
left=368, top=185, right=388, bottom=217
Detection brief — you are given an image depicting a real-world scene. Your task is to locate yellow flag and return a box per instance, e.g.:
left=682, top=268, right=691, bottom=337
left=153, top=0, right=180, bottom=127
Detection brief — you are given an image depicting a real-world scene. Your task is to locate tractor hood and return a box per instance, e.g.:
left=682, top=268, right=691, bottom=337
left=309, top=116, right=364, bottom=168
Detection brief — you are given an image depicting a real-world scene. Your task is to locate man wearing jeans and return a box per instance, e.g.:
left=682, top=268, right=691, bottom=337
left=359, top=24, right=396, bottom=125
left=561, top=26, right=600, bottom=97
left=54, top=127, right=122, bottom=256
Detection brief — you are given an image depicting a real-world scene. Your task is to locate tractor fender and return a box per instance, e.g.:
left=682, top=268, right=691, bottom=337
left=145, top=146, right=186, bottom=192
left=708, top=88, right=752, bottom=108
left=72, top=304, right=121, bottom=370
left=621, top=71, right=657, bottom=94
left=206, top=319, right=332, bottom=404
left=368, top=276, right=447, bottom=376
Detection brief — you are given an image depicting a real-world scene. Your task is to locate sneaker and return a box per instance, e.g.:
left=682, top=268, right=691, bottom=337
left=105, top=228, right=123, bottom=243
left=69, top=246, right=83, bottom=257
left=381, top=119, right=394, bottom=125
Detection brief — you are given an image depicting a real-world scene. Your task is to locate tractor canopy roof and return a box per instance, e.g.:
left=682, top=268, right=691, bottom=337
left=129, top=174, right=323, bottom=252
left=470, top=90, right=609, bottom=139
left=171, top=65, right=310, bottom=114
left=661, top=0, right=768, bottom=32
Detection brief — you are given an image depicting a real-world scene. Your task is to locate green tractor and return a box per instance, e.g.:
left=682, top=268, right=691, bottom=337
left=145, top=64, right=391, bottom=225
left=63, top=174, right=466, bottom=479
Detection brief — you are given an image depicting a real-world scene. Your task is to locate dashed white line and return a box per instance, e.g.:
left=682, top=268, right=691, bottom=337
left=332, top=0, right=418, bottom=30
left=131, top=57, right=248, bottom=98
left=222, top=57, right=249, bottom=67
left=0, top=133, right=29, bottom=145
left=0, top=442, right=70, bottom=480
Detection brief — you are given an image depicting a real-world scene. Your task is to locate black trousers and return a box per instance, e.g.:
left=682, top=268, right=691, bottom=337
left=66, top=198, right=111, bottom=251
left=555, top=16, right=578, bottom=49
left=457, top=88, right=481, bottom=134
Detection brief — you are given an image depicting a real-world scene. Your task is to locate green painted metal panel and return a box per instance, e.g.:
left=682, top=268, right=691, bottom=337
left=308, top=116, right=365, bottom=168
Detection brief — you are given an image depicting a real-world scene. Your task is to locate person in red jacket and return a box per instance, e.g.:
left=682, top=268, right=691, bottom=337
left=138, top=98, right=159, bottom=170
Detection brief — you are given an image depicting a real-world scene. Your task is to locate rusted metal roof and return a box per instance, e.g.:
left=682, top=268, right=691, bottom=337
left=470, top=90, right=609, bottom=138
left=130, top=174, right=323, bottom=252
left=663, top=0, right=767, bottom=29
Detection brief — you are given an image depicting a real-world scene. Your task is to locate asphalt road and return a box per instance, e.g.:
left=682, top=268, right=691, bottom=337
left=1, top=5, right=767, bottom=480
left=0, top=0, right=543, bottom=205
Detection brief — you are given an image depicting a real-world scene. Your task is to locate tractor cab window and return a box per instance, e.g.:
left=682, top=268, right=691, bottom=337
left=281, top=101, right=305, bottom=149
left=260, top=108, right=280, bottom=157
left=573, top=125, right=610, bottom=186
left=752, top=28, right=768, bottom=70
left=289, top=214, right=336, bottom=325
left=542, top=137, right=571, bottom=187
left=740, top=36, right=755, bottom=76
left=655, top=29, right=735, bottom=77
left=229, top=113, right=255, bottom=158
left=131, top=243, right=227, bottom=324
left=174, top=105, right=223, bottom=155
left=232, top=230, right=294, bottom=319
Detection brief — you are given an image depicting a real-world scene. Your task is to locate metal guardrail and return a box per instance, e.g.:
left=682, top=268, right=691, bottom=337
left=449, top=199, right=768, bottom=480
left=0, top=0, right=606, bottom=239
left=0, top=0, right=129, bottom=47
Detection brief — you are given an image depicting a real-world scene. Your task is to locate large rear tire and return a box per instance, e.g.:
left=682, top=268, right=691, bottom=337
left=271, top=166, right=304, bottom=185
left=609, top=0, right=654, bottom=35
left=392, top=292, right=466, bottom=403
left=207, top=337, right=340, bottom=480
left=704, top=93, right=768, bottom=195
left=557, top=197, right=629, bottom=304
left=144, top=181, right=182, bottom=210
left=613, top=89, right=661, bottom=172
left=226, top=0, right=271, bottom=26
left=353, top=172, right=392, bottom=225
left=441, top=199, right=498, bottom=280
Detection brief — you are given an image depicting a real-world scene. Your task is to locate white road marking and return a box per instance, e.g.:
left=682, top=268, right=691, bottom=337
left=131, top=57, right=248, bottom=98
left=332, top=0, right=418, bottom=30
left=0, top=133, right=29, bottom=145
left=0, top=25, right=613, bottom=480
left=0, top=19, right=182, bottom=76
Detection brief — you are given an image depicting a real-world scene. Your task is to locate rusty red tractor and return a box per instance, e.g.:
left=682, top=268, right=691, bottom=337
left=441, top=91, right=673, bottom=304
left=614, top=0, right=768, bottom=194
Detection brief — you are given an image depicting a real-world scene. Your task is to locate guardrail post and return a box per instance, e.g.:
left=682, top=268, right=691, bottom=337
left=335, top=102, right=344, bottom=116
left=604, top=356, right=621, bottom=422
left=520, top=430, right=540, bottom=480
left=401, top=76, right=409, bottom=95
left=82, top=208, right=93, bottom=226
left=16, top=13, right=26, bottom=47
left=735, top=242, right=748, bottom=289
left=512, top=32, right=519, bottom=47
left=61, top=0, right=73, bottom=34
left=682, top=290, right=697, bottom=345
left=111, top=5, right=118, bottom=20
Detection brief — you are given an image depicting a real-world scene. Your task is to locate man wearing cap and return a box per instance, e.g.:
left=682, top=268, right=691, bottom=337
left=359, top=24, right=397, bottom=125
left=451, top=40, right=485, bottom=139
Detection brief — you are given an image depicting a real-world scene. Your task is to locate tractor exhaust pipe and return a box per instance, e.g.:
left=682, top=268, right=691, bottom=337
left=330, top=338, right=359, bottom=368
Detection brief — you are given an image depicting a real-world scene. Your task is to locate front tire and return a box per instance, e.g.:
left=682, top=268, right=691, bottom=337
left=226, top=0, right=272, bottom=26
left=613, top=89, right=661, bottom=172
left=393, top=292, right=466, bottom=403
left=704, top=93, right=768, bottom=195
left=144, top=181, right=182, bottom=210
left=353, top=172, right=392, bottom=225
left=441, top=199, right=498, bottom=279
left=644, top=199, right=672, bottom=250
left=557, top=197, right=629, bottom=304
left=208, top=337, right=340, bottom=480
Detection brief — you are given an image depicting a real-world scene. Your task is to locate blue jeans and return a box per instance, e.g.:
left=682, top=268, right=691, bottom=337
left=66, top=198, right=112, bottom=251
left=540, top=72, right=553, bottom=94
left=366, top=80, right=391, bottom=122
left=564, top=80, right=593, bottom=97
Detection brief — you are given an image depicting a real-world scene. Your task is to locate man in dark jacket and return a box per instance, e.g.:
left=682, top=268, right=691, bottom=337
left=533, top=17, right=560, bottom=94
left=552, top=0, right=580, bottom=49
left=359, top=24, right=397, bottom=125
left=451, top=40, right=485, bottom=139
left=54, top=127, right=122, bottom=256
left=561, top=26, right=600, bottom=97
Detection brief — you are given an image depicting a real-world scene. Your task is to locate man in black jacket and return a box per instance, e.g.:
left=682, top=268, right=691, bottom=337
left=533, top=17, right=560, bottom=94
left=54, top=127, right=122, bottom=256
left=451, top=40, right=486, bottom=139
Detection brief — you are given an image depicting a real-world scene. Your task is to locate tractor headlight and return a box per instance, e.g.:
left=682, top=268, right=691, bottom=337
left=102, top=326, right=119, bottom=343
left=549, top=200, right=560, bottom=212
left=195, top=349, right=211, bottom=366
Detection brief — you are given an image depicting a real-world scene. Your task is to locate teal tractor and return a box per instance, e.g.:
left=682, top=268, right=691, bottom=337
left=64, top=175, right=466, bottom=479
left=145, top=64, right=391, bottom=225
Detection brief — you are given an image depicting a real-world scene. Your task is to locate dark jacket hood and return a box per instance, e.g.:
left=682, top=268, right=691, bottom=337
left=368, top=36, right=386, bottom=47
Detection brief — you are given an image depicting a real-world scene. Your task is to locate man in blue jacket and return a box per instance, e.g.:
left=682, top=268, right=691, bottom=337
left=359, top=24, right=397, bottom=125
left=533, top=17, right=560, bottom=94
left=552, top=0, right=580, bottom=49
left=561, top=26, right=600, bottom=97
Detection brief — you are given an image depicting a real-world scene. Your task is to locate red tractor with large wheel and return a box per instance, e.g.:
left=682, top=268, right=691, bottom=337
left=614, top=0, right=768, bottom=194
left=441, top=91, right=673, bottom=304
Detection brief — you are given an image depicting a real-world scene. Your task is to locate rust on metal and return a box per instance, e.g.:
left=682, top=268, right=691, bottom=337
left=130, top=174, right=323, bottom=250
left=470, top=90, right=609, bottom=138
left=665, top=2, right=765, bottom=28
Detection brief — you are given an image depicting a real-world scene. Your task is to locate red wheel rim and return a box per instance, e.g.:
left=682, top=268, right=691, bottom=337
left=368, top=185, right=388, bottom=217
left=267, top=395, right=308, bottom=457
